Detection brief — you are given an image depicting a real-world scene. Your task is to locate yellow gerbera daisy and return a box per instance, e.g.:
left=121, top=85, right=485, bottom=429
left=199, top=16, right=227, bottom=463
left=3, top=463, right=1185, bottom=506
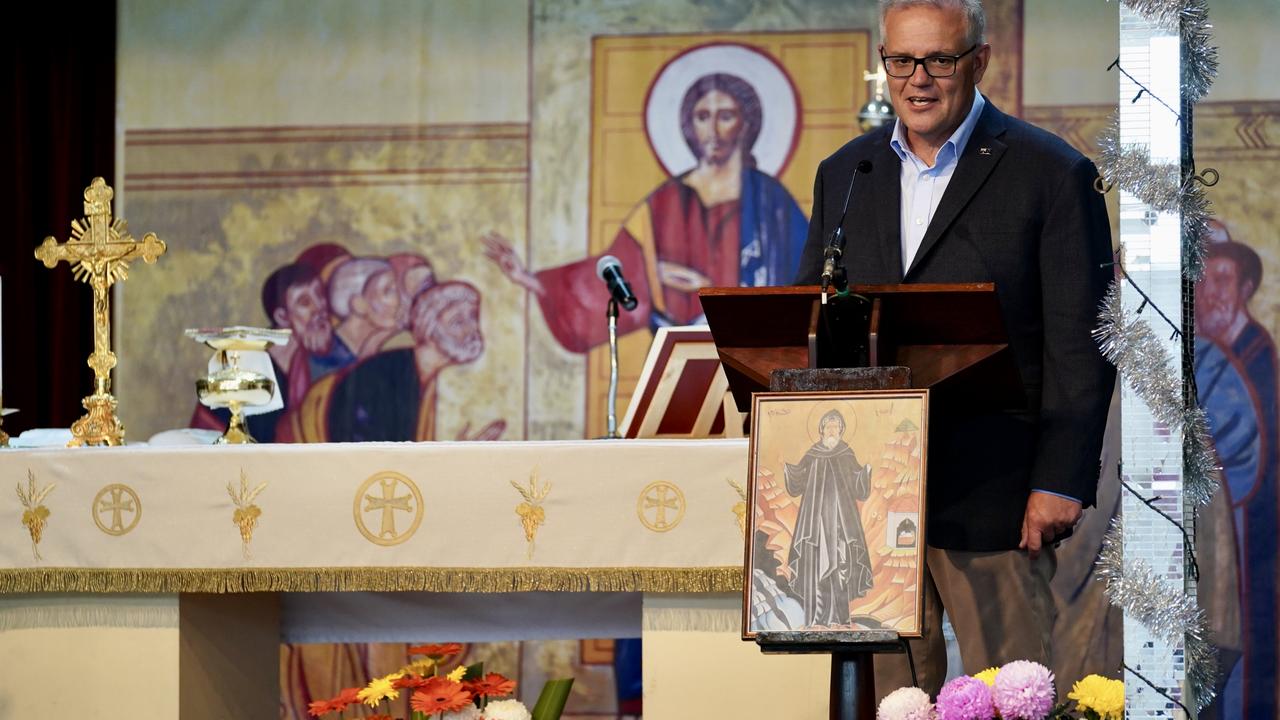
left=403, top=658, right=435, bottom=676
left=446, top=665, right=468, bottom=683
left=356, top=676, right=400, bottom=706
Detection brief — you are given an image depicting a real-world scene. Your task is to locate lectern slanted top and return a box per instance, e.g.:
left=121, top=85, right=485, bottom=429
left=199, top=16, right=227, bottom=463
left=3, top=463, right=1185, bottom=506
left=697, top=283, right=1024, bottom=412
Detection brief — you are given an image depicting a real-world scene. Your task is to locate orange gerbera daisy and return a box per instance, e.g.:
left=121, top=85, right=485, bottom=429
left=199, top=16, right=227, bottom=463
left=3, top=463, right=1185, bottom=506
left=305, top=699, right=332, bottom=717
left=328, top=687, right=362, bottom=712
left=394, top=674, right=433, bottom=690
left=410, top=677, right=473, bottom=715
left=465, top=672, right=517, bottom=699
left=407, top=642, right=464, bottom=658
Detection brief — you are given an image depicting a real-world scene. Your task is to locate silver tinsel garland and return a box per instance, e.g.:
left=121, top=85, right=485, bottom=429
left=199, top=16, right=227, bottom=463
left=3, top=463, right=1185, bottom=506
left=1093, top=280, right=1222, bottom=507
left=1182, top=406, right=1221, bottom=508
left=1098, top=519, right=1220, bottom=710
left=1096, top=1, right=1223, bottom=713
left=1120, top=0, right=1219, bottom=103
left=1097, top=118, right=1211, bottom=280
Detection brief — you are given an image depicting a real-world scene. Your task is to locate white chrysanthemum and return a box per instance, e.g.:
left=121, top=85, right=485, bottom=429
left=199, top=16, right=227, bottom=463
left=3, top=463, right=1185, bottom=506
left=877, top=686, right=934, bottom=720
left=482, top=698, right=532, bottom=720
left=442, top=707, right=482, bottom=720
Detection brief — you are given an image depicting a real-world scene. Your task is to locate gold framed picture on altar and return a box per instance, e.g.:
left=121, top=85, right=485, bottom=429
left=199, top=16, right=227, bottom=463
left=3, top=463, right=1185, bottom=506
left=742, top=389, right=928, bottom=639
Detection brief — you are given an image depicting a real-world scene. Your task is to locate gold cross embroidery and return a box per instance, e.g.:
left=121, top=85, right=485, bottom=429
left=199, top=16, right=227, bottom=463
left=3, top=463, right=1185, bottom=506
left=364, top=476, right=414, bottom=540
left=97, top=486, right=136, bottom=533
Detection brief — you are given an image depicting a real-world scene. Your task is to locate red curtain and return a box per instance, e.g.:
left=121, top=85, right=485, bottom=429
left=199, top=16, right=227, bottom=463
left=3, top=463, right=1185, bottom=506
left=1, top=3, right=116, bottom=434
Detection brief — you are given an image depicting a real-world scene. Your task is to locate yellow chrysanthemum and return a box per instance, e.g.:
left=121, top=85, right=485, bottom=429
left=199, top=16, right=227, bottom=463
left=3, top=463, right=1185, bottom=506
left=1068, top=674, right=1124, bottom=720
left=973, top=667, right=1000, bottom=687
left=446, top=665, right=468, bottom=682
left=356, top=676, right=400, bottom=706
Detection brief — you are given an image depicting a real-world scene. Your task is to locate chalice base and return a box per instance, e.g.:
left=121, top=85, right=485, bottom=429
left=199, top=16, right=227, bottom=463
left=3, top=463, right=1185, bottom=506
left=68, top=393, right=125, bottom=447
left=217, top=403, right=257, bottom=445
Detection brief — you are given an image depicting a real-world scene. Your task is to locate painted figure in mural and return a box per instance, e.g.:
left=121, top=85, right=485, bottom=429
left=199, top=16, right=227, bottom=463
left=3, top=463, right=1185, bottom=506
left=189, top=240, right=499, bottom=444
left=327, top=253, right=439, bottom=360
left=1194, top=220, right=1278, bottom=718
left=278, top=280, right=495, bottom=443
left=327, top=257, right=406, bottom=359
left=268, top=257, right=358, bottom=408
left=783, top=409, right=874, bottom=627
left=482, top=71, right=807, bottom=351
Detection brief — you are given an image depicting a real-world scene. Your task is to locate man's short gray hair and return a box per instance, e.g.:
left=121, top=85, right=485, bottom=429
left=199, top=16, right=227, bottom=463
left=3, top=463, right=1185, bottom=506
left=879, top=0, right=987, bottom=47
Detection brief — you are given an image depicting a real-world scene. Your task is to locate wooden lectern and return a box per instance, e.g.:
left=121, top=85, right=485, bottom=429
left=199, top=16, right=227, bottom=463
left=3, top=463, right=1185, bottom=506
left=700, top=283, right=1023, bottom=720
left=700, top=283, right=1023, bottom=410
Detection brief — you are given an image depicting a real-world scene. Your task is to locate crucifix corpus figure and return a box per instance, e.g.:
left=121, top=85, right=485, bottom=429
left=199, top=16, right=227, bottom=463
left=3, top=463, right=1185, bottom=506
left=34, top=177, right=166, bottom=447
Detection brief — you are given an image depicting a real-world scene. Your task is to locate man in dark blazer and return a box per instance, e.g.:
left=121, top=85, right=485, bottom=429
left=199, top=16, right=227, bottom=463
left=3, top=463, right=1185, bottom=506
left=795, top=0, right=1115, bottom=698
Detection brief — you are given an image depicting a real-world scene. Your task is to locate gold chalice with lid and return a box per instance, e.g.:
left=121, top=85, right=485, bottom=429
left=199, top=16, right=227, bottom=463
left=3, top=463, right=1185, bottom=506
left=186, top=327, right=291, bottom=444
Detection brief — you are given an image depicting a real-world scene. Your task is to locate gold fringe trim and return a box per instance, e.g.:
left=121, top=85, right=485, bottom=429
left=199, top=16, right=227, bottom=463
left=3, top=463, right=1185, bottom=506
left=0, top=566, right=743, bottom=594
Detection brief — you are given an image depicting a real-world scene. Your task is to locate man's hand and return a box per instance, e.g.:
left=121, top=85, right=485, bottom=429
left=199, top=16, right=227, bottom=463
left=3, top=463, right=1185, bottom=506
left=481, top=231, right=545, bottom=295
left=1019, top=492, right=1082, bottom=559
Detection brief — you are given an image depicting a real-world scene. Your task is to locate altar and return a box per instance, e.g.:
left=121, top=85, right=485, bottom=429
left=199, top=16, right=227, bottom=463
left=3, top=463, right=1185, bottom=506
left=0, top=439, right=831, bottom=719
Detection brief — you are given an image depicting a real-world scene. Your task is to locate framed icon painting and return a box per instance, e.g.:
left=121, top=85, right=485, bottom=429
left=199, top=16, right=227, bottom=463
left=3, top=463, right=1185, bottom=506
left=742, top=389, right=928, bottom=639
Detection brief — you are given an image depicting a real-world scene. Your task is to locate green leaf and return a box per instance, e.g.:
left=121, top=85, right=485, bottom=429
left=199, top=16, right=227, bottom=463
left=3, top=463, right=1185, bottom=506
left=1045, top=702, right=1075, bottom=720
left=530, top=678, right=575, bottom=720
left=462, top=661, right=484, bottom=681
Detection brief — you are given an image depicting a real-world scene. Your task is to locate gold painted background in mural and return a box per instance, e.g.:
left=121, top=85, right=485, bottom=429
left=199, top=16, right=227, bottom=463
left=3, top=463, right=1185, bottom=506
left=118, top=124, right=528, bottom=440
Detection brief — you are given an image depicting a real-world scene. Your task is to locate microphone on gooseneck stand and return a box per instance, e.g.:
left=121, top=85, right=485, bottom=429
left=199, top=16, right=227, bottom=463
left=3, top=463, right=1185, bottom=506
left=596, top=255, right=638, bottom=311
left=596, top=255, right=636, bottom=439
left=820, top=160, right=874, bottom=296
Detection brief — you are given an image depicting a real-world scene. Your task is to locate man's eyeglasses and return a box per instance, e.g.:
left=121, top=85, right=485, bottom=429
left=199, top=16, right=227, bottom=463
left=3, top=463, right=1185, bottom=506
left=880, top=44, right=978, bottom=78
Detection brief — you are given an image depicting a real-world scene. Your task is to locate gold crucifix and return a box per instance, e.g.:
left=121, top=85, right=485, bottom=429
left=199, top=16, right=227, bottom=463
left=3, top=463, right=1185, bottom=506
left=34, top=178, right=166, bottom=447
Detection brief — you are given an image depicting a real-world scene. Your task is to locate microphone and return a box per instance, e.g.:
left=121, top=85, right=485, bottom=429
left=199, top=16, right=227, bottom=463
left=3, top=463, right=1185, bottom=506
left=596, top=255, right=638, bottom=311
left=821, top=160, right=873, bottom=293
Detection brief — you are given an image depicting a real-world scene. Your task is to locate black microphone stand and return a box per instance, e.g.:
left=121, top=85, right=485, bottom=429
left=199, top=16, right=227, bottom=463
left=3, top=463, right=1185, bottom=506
left=820, top=160, right=870, bottom=304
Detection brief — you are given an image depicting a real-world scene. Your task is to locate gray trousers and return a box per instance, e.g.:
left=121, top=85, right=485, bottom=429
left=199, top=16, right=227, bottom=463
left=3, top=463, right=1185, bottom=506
left=873, top=545, right=1058, bottom=700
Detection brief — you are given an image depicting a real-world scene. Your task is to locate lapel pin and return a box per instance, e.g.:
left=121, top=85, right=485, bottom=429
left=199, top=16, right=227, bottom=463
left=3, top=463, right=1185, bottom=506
left=978, top=146, right=991, bottom=156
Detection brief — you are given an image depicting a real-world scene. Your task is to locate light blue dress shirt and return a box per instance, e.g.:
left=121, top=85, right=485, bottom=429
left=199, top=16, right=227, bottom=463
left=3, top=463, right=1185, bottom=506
left=889, top=89, right=985, bottom=276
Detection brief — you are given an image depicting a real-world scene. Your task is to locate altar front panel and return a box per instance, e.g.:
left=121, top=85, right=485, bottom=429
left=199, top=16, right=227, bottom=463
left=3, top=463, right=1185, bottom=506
left=1, top=439, right=746, bottom=593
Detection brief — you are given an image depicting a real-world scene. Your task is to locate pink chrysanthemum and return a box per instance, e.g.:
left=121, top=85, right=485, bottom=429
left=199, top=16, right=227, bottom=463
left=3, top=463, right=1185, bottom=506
left=877, top=686, right=934, bottom=720
left=992, top=660, right=1056, bottom=720
left=935, top=675, right=995, bottom=720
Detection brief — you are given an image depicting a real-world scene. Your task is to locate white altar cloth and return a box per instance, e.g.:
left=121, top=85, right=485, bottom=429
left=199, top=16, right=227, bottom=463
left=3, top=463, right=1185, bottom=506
left=0, top=439, right=748, bottom=594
